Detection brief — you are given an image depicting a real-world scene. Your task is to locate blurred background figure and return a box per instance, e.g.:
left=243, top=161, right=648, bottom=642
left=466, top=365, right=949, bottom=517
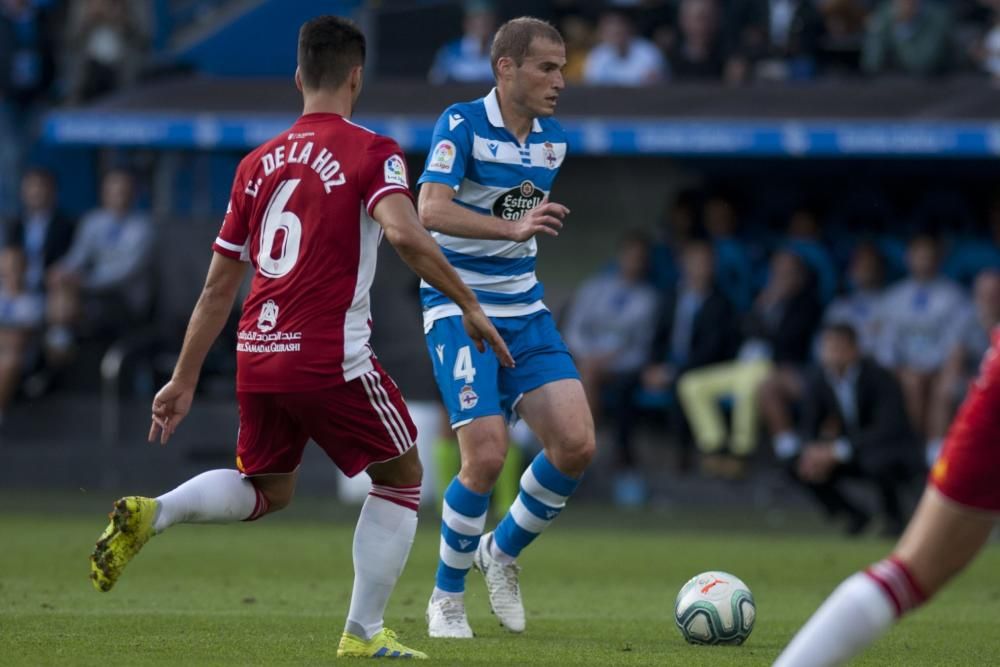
left=563, top=232, right=658, bottom=504
left=823, top=242, right=888, bottom=358
left=3, top=168, right=76, bottom=294
left=876, top=233, right=968, bottom=460
left=428, top=0, right=497, bottom=85
left=726, top=0, right=825, bottom=81
left=0, top=246, right=44, bottom=423
left=66, top=0, right=150, bottom=103
left=667, top=0, right=728, bottom=81
left=862, top=0, right=953, bottom=76
left=789, top=324, right=920, bottom=536
left=45, top=169, right=153, bottom=365
left=584, top=10, right=666, bottom=85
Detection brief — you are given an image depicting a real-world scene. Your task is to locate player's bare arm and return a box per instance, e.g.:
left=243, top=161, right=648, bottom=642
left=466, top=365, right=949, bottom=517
left=418, top=182, right=568, bottom=243
left=149, top=253, right=247, bottom=444
left=373, top=192, right=514, bottom=367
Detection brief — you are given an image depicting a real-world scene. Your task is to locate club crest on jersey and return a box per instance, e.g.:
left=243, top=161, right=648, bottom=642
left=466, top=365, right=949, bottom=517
left=257, top=299, right=279, bottom=333
left=427, top=140, right=456, bottom=173
left=384, top=155, right=408, bottom=187
left=459, top=384, right=479, bottom=410
left=543, top=141, right=558, bottom=169
left=493, top=180, right=544, bottom=221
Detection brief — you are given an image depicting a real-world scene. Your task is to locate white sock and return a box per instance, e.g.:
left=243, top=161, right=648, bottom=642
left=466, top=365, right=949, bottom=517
left=153, top=469, right=262, bottom=533
left=774, top=431, right=802, bottom=461
left=431, top=587, right=463, bottom=601
left=774, top=572, right=896, bottom=667
left=345, top=490, right=419, bottom=640
left=488, top=532, right=516, bottom=565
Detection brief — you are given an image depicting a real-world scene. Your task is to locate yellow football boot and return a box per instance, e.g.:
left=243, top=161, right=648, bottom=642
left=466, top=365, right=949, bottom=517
left=89, top=496, right=157, bottom=592
left=337, top=628, right=428, bottom=659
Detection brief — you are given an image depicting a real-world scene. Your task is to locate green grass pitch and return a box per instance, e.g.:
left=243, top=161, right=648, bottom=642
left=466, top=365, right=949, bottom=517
left=2, top=499, right=999, bottom=665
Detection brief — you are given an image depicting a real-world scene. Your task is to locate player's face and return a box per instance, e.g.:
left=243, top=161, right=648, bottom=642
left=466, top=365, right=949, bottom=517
left=512, top=38, right=566, bottom=117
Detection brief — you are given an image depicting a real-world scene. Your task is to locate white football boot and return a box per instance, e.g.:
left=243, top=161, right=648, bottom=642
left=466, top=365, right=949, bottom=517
left=473, top=532, right=526, bottom=632
left=426, top=594, right=474, bottom=639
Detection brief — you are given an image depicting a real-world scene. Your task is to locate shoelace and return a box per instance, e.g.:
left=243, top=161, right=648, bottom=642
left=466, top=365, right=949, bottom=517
left=439, top=598, right=468, bottom=625
left=496, top=562, right=522, bottom=598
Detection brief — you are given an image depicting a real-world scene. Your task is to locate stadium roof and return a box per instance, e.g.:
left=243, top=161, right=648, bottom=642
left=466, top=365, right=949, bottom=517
left=44, top=76, right=1000, bottom=157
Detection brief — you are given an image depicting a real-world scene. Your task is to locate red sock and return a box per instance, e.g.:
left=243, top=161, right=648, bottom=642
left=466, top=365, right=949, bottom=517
left=864, top=556, right=927, bottom=617
left=369, top=484, right=421, bottom=511
left=243, top=487, right=271, bottom=521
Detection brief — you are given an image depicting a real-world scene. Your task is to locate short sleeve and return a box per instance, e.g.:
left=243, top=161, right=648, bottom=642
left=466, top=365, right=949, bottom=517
left=360, top=135, right=414, bottom=217
left=417, top=106, right=472, bottom=191
left=212, top=168, right=252, bottom=262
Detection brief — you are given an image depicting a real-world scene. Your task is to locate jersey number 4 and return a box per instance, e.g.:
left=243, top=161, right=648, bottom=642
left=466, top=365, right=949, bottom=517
left=259, top=179, right=302, bottom=279
left=454, top=345, right=477, bottom=384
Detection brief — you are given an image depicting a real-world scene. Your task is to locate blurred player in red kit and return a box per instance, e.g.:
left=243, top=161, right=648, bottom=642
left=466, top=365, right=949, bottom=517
left=776, top=329, right=1000, bottom=666
left=87, top=15, right=512, bottom=661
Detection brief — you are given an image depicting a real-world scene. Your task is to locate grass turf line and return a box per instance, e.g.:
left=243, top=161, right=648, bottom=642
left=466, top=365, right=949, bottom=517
left=1, top=509, right=999, bottom=665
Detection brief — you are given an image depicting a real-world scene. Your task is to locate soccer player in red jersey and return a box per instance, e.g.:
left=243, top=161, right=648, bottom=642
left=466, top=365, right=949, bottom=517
left=88, top=16, right=512, bottom=660
left=776, top=329, right=1000, bottom=666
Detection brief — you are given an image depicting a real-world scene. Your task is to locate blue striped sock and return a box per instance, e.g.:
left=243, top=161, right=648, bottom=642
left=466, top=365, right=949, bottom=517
left=493, top=452, right=581, bottom=559
left=435, top=477, right=490, bottom=594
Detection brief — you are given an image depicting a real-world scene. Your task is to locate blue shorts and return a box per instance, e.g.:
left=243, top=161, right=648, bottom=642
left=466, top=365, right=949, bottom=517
left=425, top=310, right=580, bottom=428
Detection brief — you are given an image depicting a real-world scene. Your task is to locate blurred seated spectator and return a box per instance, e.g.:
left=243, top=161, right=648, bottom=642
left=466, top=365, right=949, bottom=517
left=862, top=0, right=953, bottom=77
left=943, top=198, right=1000, bottom=286
left=877, top=233, right=968, bottom=447
left=2, top=168, right=75, bottom=293
left=67, top=0, right=150, bottom=103
left=823, top=241, right=887, bottom=358
left=649, top=187, right=701, bottom=290
left=726, top=0, right=825, bottom=81
left=639, top=239, right=739, bottom=471
left=678, top=250, right=822, bottom=477
left=667, top=0, right=728, bottom=80
left=783, top=206, right=838, bottom=304
left=973, top=5, right=1000, bottom=80
left=0, top=246, right=44, bottom=422
left=0, top=0, right=60, bottom=218
left=926, top=270, right=1000, bottom=465
left=704, top=190, right=753, bottom=312
left=45, top=169, right=154, bottom=364
left=428, top=0, right=496, bottom=85
left=816, top=0, right=870, bottom=73
left=563, top=232, right=658, bottom=503
left=788, top=323, right=920, bottom=536
left=583, top=10, right=666, bottom=85
left=559, top=14, right=596, bottom=84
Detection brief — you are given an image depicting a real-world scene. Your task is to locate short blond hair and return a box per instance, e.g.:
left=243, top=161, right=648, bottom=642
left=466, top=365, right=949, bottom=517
left=490, top=17, right=563, bottom=78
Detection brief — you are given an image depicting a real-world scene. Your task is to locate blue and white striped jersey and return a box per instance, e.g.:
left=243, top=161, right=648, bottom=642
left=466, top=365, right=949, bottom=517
left=417, top=87, right=568, bottom=331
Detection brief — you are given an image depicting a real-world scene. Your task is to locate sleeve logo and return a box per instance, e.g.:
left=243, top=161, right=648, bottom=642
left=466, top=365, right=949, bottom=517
left=427, top=139, right=457, bottom=173
left=384, top=155, right=408, bottom=187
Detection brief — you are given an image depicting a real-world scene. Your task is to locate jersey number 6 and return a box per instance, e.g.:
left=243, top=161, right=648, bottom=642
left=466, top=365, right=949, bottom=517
left=258, top=178, right=302, bottom=279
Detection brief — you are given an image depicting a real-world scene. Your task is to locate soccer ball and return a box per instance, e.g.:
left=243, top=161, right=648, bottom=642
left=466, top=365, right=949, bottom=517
left=674, top=571, right=756, bottom=645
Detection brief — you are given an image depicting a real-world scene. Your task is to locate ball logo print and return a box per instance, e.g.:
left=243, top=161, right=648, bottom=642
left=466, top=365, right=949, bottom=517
left=257, top=299, right=279, bottom=333
left=674, top=571, right=755, bottom=645
left=492, top=180, right=544, bottom=220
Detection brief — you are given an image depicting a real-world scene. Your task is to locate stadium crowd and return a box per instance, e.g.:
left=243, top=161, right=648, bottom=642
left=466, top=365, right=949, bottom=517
left=563, top=186, right=1000, bottom=531
left=429, top=0, right=1000, bottom=85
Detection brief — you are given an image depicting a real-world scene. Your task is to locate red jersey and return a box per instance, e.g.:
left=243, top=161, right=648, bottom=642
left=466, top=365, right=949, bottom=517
left=213, top=113, right=413, bottom=392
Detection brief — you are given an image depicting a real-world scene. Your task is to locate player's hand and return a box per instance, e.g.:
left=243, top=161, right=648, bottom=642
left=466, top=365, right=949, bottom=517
left=462, top=308, right=515, bottom=368
left=148, top=378, right=196, bottom=445
left=508, top=197, right=569, bottom=242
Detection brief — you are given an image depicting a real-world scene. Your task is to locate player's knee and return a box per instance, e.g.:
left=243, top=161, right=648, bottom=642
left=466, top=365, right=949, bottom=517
left=260, top=488, right=294, bottom=514
left=460, top=451, right=506, bottom=491
left=548, top=425, right=596, bottom=476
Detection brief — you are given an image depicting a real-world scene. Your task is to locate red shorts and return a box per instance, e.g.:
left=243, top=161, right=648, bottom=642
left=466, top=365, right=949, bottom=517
left=930, top=338, right=1000, bottom=512
left=235, top=364, right=417, bottom=478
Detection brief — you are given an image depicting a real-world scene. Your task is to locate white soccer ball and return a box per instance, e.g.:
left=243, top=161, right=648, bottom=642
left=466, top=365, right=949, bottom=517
left=674, top=571, right=756, bottom=645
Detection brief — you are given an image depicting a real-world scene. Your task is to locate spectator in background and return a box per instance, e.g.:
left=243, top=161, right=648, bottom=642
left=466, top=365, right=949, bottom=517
left=974, top=6, right=1000, bottom=80
left=67, top=0, right=150, bottom=103
left=563, top=233, right=658, bottom=501
left=823, top=242, right=887, bottom=358
left=428, top=0, right=497, bottom=85
left=0, top=0, right=60, bottom=218
left=679, top=250, right=822, bottom=477
left=0, top=246, right=44, bottom=422
left=641, top=239, right=740, bottom=470
left=703, top=190, right=753, bottom=312
left=3, top=168, right=75, bottom=293
left=559, top=14, right=596, bottom=84
left=862, top=0, right=953, bottom=76
left=726, top=0, right=825, bottom=81
left=784, top=206, right=838, bottom=304
left=790, top=324, right=920, bottom=536
left=817, top=0, right=870, bottom=74
left=877, top=233, right=968, bottom=450
left=667, top=0, right=728, bottom=80
left=926, top=270, right=1000, bottom=464
left=45, top=169, right=154, bottom=363
left=584, top=10, right=666, bottom=85
left=649, top=187, right=701, bottom=290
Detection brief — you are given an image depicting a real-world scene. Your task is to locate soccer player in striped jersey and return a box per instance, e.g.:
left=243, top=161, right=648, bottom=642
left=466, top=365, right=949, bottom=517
left=417, top=17, right=596, bottom=638
left=86, top=16, right=512, bottom=660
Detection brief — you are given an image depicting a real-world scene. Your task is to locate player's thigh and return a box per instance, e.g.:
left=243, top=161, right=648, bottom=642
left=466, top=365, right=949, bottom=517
left=298, top=367, right=419, bottom=479
left=517, top=378, right=595, bottom=475
left=893, top=486, right=995, bottom=596
left=367, top=446, right=423, bottom=488
left=236, top=391, right=311, bottom=477
left=425, top=315, right=502, bottom=428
